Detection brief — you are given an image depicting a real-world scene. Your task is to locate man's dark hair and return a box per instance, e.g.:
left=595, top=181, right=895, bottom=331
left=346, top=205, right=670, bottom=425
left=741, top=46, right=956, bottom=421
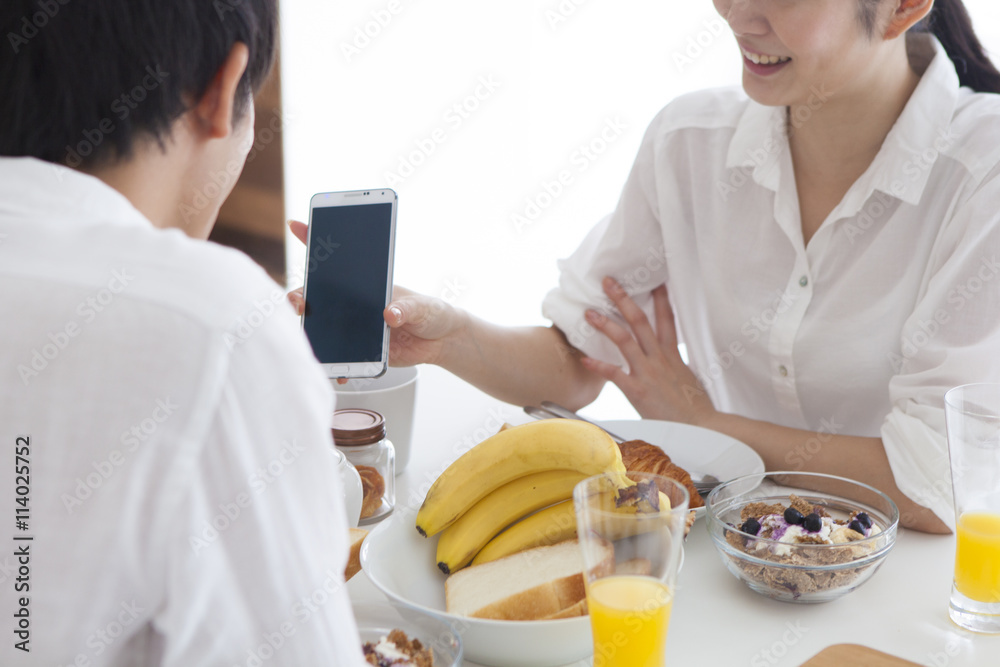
left=0, top=0, right=278, bottom=169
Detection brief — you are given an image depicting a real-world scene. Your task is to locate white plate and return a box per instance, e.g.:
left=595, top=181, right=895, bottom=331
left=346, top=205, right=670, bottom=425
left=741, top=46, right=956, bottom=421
left=600, top=419, right=765, bottom=516
left=360, top=510, right=593, bottom=667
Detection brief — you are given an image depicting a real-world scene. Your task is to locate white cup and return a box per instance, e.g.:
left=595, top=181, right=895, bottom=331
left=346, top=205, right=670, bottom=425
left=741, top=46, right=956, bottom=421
left=333, top=447, right=363, bottom=527
left=333, top=366, right=418, bottom=475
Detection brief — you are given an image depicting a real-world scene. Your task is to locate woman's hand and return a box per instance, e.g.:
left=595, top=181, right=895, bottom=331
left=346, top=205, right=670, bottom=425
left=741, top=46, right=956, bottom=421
left=382, top=285, right=470, bottom=367
left=285, top=220, right=468, bottom=369
left=581, top=277, right=717, bottom=425
left=286, top=219, right=310, bottom=315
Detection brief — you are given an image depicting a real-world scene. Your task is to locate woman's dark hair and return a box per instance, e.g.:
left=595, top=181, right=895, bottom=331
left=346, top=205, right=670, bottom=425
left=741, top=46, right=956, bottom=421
left=859, top=0, right=1000, bottom=94
left=0, top=0, right=278, bottom=168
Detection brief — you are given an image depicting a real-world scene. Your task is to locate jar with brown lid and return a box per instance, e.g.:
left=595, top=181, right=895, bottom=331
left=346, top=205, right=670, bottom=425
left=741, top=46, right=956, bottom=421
left=332, top=408, right=394, bottom=524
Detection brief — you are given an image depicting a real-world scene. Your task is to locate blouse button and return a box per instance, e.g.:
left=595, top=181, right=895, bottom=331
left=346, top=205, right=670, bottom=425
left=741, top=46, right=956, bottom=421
left=799, top=275, right=809, bottom=288
left=779, top=365, right=789, bottom=377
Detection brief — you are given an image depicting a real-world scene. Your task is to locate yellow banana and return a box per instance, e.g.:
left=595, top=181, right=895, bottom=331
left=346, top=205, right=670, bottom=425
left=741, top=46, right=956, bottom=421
left=575, top=488, right=678, bottom=542
left=416, top=419, right=630, bottom=537
left=435, top=469, right=588, bottom=574
left=472, top=499, right=578, bottom=566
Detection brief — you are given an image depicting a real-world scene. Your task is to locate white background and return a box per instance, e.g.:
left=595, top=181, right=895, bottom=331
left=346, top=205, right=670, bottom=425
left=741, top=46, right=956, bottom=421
left=278, top=0, right=1000, bottom=416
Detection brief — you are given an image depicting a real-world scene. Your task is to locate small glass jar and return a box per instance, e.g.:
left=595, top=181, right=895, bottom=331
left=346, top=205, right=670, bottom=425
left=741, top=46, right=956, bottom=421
left=333, top=408, right=394, bottom=524
left=332, top=447, right=363, bottom=528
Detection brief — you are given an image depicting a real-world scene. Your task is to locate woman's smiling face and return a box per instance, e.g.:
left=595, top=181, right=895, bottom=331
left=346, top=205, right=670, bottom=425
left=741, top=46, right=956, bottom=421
left=712, top=0, right=895, bottom=108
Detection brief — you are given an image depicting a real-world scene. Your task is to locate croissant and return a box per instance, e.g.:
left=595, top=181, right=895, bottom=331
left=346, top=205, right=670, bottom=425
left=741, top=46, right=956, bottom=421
left=617, top=439, right=705, bottom=509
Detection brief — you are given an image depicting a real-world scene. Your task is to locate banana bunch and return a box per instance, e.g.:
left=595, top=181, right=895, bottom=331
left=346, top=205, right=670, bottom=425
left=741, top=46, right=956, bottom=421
left=468, top=484, right=674, bottom=568
left=436, top=473, right=583, bottom=573
left=470, top=499, right=577, bottom=567
left=415, top=419, right=632, bottom=573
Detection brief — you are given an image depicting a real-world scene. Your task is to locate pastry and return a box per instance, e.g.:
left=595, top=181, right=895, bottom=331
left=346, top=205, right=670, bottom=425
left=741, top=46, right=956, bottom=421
left=617, top=439, right=705, bottom=509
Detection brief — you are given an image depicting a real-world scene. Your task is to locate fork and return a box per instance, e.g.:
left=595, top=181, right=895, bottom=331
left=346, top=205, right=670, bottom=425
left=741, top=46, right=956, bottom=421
left=524, top=402, right=723, bottom=495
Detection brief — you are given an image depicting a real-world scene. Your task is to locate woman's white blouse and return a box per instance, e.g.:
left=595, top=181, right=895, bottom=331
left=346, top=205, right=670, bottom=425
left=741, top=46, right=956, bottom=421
left=543, top=34, right=1000, bottom=528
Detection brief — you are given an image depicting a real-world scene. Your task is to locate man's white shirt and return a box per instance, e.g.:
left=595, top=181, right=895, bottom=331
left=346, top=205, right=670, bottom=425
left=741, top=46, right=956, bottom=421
left=0, top=157, right=365, bottom=666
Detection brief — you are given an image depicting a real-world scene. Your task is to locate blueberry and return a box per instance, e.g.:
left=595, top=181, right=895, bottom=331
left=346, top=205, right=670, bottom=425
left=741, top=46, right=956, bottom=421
left=740, top=518, right=761, bottom=536
left=855, top=512, right=872, bottom=529
left=848, top=519, right=866, bottom=535
left=803, top=513, right=822, bottom=532
left=783, top=507, right=805, bottom=525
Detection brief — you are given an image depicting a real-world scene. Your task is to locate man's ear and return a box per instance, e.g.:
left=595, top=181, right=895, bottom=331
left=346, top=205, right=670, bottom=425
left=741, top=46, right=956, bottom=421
left=884, top=0, right=934, bottom=41
left=192, top=43, right=250, bottom=139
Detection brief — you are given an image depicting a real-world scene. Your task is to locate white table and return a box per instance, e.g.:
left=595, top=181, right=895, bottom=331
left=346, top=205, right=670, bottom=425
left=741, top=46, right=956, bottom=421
left=348, top=365, right=1000, bottom=666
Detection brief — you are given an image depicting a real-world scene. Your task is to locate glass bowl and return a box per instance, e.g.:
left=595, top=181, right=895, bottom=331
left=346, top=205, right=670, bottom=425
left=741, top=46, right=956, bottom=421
left=705, top=471, right=899, bottom=603
left=353, top=600, right=462, bottom=666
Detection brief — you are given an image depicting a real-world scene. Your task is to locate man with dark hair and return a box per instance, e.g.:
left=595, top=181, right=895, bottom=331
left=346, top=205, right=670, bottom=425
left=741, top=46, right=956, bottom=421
left=0, top=2, right=365, bottom=664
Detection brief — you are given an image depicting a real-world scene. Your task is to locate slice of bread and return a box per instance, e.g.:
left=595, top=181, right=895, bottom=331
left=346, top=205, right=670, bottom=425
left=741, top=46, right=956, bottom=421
left=344, top=527, right=368, bottom=581
left=538, top=558, right=652, bottom=619
left=541, top=598, right=587, bottom=620
left=445, top=538, right=612, bottom=621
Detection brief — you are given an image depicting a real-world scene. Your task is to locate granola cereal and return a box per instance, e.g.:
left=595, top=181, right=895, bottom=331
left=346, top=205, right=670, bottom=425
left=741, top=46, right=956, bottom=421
left=723, top=495, right=884, bottom=599
left=362, top=628, right=434, bottom=667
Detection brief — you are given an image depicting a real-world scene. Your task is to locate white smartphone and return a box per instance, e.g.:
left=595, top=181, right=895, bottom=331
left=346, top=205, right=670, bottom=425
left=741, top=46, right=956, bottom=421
left=302, top=188, right=397, bottom=379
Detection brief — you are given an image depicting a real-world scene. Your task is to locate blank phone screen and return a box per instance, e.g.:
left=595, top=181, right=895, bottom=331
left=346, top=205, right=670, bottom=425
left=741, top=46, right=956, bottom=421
left=303, top=202, right=393, bottom=365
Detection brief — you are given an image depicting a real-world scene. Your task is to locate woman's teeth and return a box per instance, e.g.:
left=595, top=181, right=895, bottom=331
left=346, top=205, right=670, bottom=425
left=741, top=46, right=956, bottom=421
left=741, top=48, right=790, bottom=66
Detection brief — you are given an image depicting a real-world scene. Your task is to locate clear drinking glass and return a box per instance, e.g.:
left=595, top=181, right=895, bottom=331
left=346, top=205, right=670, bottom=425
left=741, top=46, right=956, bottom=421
left=945, top=383, right=1000, bottom=634
left=573, top=472, right=690, bottom=667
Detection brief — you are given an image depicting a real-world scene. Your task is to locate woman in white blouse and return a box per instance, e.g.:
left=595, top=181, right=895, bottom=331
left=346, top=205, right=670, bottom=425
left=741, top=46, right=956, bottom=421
left=294, top=0, right=1000, bottom=533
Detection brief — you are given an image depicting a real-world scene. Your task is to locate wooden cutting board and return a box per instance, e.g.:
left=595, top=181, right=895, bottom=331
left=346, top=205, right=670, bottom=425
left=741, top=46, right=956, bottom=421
left=800, top=644, right=921, bottom=666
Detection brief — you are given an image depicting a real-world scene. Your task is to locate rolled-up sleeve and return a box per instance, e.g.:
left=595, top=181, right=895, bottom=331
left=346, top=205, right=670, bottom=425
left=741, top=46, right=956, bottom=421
left=882, top=163, right=1000, bottom=530
left=542, top=109, right=669, bottom=367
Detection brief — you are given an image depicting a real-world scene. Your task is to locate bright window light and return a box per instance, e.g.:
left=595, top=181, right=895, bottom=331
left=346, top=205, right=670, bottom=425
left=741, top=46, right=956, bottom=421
left=279, top=1, right=1000, bottom=417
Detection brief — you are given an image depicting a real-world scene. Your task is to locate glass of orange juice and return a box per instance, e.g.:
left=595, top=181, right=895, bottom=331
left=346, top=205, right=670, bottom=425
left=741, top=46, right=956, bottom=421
left=945, top=383, right=1000, bottom=634
left=573, top=472, right=690, bottom=667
